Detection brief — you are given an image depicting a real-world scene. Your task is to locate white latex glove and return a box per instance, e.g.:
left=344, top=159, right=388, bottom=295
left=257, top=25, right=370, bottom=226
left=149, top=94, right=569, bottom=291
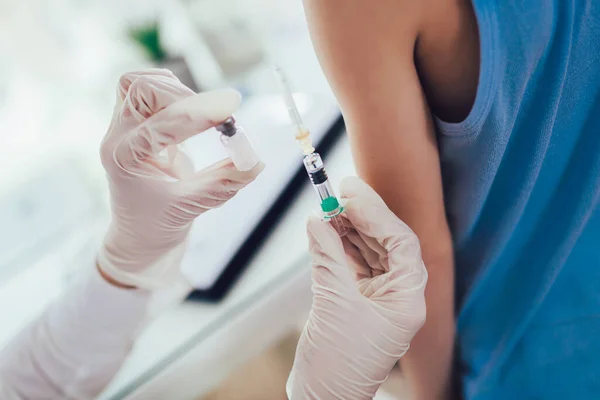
left=289, top=177, right=428, bottom=399
left=97, top=69, right=263, bottom=289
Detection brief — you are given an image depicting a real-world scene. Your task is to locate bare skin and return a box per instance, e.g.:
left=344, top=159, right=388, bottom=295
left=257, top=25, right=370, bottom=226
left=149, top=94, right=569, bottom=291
left=302, top=0, right=479, bottom=398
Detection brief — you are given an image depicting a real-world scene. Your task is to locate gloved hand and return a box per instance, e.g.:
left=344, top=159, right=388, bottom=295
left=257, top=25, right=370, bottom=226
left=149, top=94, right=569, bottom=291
left=289, top=176, right=428, bottom=399
left=97, top=69, right=263, bottom=289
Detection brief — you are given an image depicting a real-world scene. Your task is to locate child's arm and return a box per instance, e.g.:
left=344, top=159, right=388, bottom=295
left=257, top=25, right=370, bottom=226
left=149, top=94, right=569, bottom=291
left=303, top=1, right=456, bottom=398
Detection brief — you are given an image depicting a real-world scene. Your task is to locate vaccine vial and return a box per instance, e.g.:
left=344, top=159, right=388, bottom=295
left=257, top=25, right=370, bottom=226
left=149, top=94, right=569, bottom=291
left=216, top=116, right=260, bottom=171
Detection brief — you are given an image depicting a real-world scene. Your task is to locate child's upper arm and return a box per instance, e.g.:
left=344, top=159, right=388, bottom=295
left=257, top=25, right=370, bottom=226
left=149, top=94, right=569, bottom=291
left=303, top=0, right=453, bottom=258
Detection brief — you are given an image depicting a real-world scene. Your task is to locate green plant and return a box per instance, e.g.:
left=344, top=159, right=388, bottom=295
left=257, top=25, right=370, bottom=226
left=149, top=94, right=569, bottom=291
left=129, top=23, right=167, bottom=62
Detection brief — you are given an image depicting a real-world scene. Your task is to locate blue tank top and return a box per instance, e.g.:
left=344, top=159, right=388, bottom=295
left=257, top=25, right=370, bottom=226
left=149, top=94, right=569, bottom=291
left=435, top=1, right=600, bottom=398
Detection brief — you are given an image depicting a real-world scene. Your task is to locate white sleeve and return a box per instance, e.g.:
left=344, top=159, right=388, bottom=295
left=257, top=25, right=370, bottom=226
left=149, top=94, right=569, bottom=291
left=0, top=266, right=152, bottom=400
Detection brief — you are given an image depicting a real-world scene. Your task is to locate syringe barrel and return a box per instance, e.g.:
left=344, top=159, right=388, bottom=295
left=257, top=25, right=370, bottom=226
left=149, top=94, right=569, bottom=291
left=312, top=180, right=335, bottom=202
left=303, top=152, right=336, bottom=199
left=303, top=153, right=330, bottom=197
left=303, top=153, right=325, bottom=179
left=303, top=153, right=348, bottom=236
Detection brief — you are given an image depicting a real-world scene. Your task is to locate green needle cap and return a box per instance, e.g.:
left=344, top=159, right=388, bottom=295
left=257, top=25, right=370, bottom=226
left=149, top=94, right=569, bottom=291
left=321, top=196, right=340, bottom=212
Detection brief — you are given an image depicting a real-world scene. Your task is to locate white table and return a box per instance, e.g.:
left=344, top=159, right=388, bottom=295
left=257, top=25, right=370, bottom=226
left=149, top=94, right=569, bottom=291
left=100, top=133, right=356, bottom=400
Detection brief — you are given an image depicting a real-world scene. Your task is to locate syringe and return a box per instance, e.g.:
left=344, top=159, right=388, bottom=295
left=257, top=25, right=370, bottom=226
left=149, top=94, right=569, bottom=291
left=273, top=66, right=315, bottom=155
left=274, top=66, right=348, bottom=236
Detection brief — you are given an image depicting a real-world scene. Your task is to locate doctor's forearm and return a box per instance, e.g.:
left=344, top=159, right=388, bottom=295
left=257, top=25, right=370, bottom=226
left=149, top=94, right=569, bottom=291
left=401, top=251, right=455, bottom=400
left=0, top=266, right=151, bottom=399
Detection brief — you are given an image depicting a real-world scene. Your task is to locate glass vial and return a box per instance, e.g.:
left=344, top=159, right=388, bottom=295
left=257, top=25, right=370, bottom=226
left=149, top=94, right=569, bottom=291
left=216, top=116, right=260, bottom=171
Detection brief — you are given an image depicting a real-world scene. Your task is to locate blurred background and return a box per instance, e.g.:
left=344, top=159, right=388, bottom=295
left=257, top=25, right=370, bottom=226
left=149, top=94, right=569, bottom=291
left=0, top=0, right=366, bottom=399
left=0, top=0, right=407, bottom=398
